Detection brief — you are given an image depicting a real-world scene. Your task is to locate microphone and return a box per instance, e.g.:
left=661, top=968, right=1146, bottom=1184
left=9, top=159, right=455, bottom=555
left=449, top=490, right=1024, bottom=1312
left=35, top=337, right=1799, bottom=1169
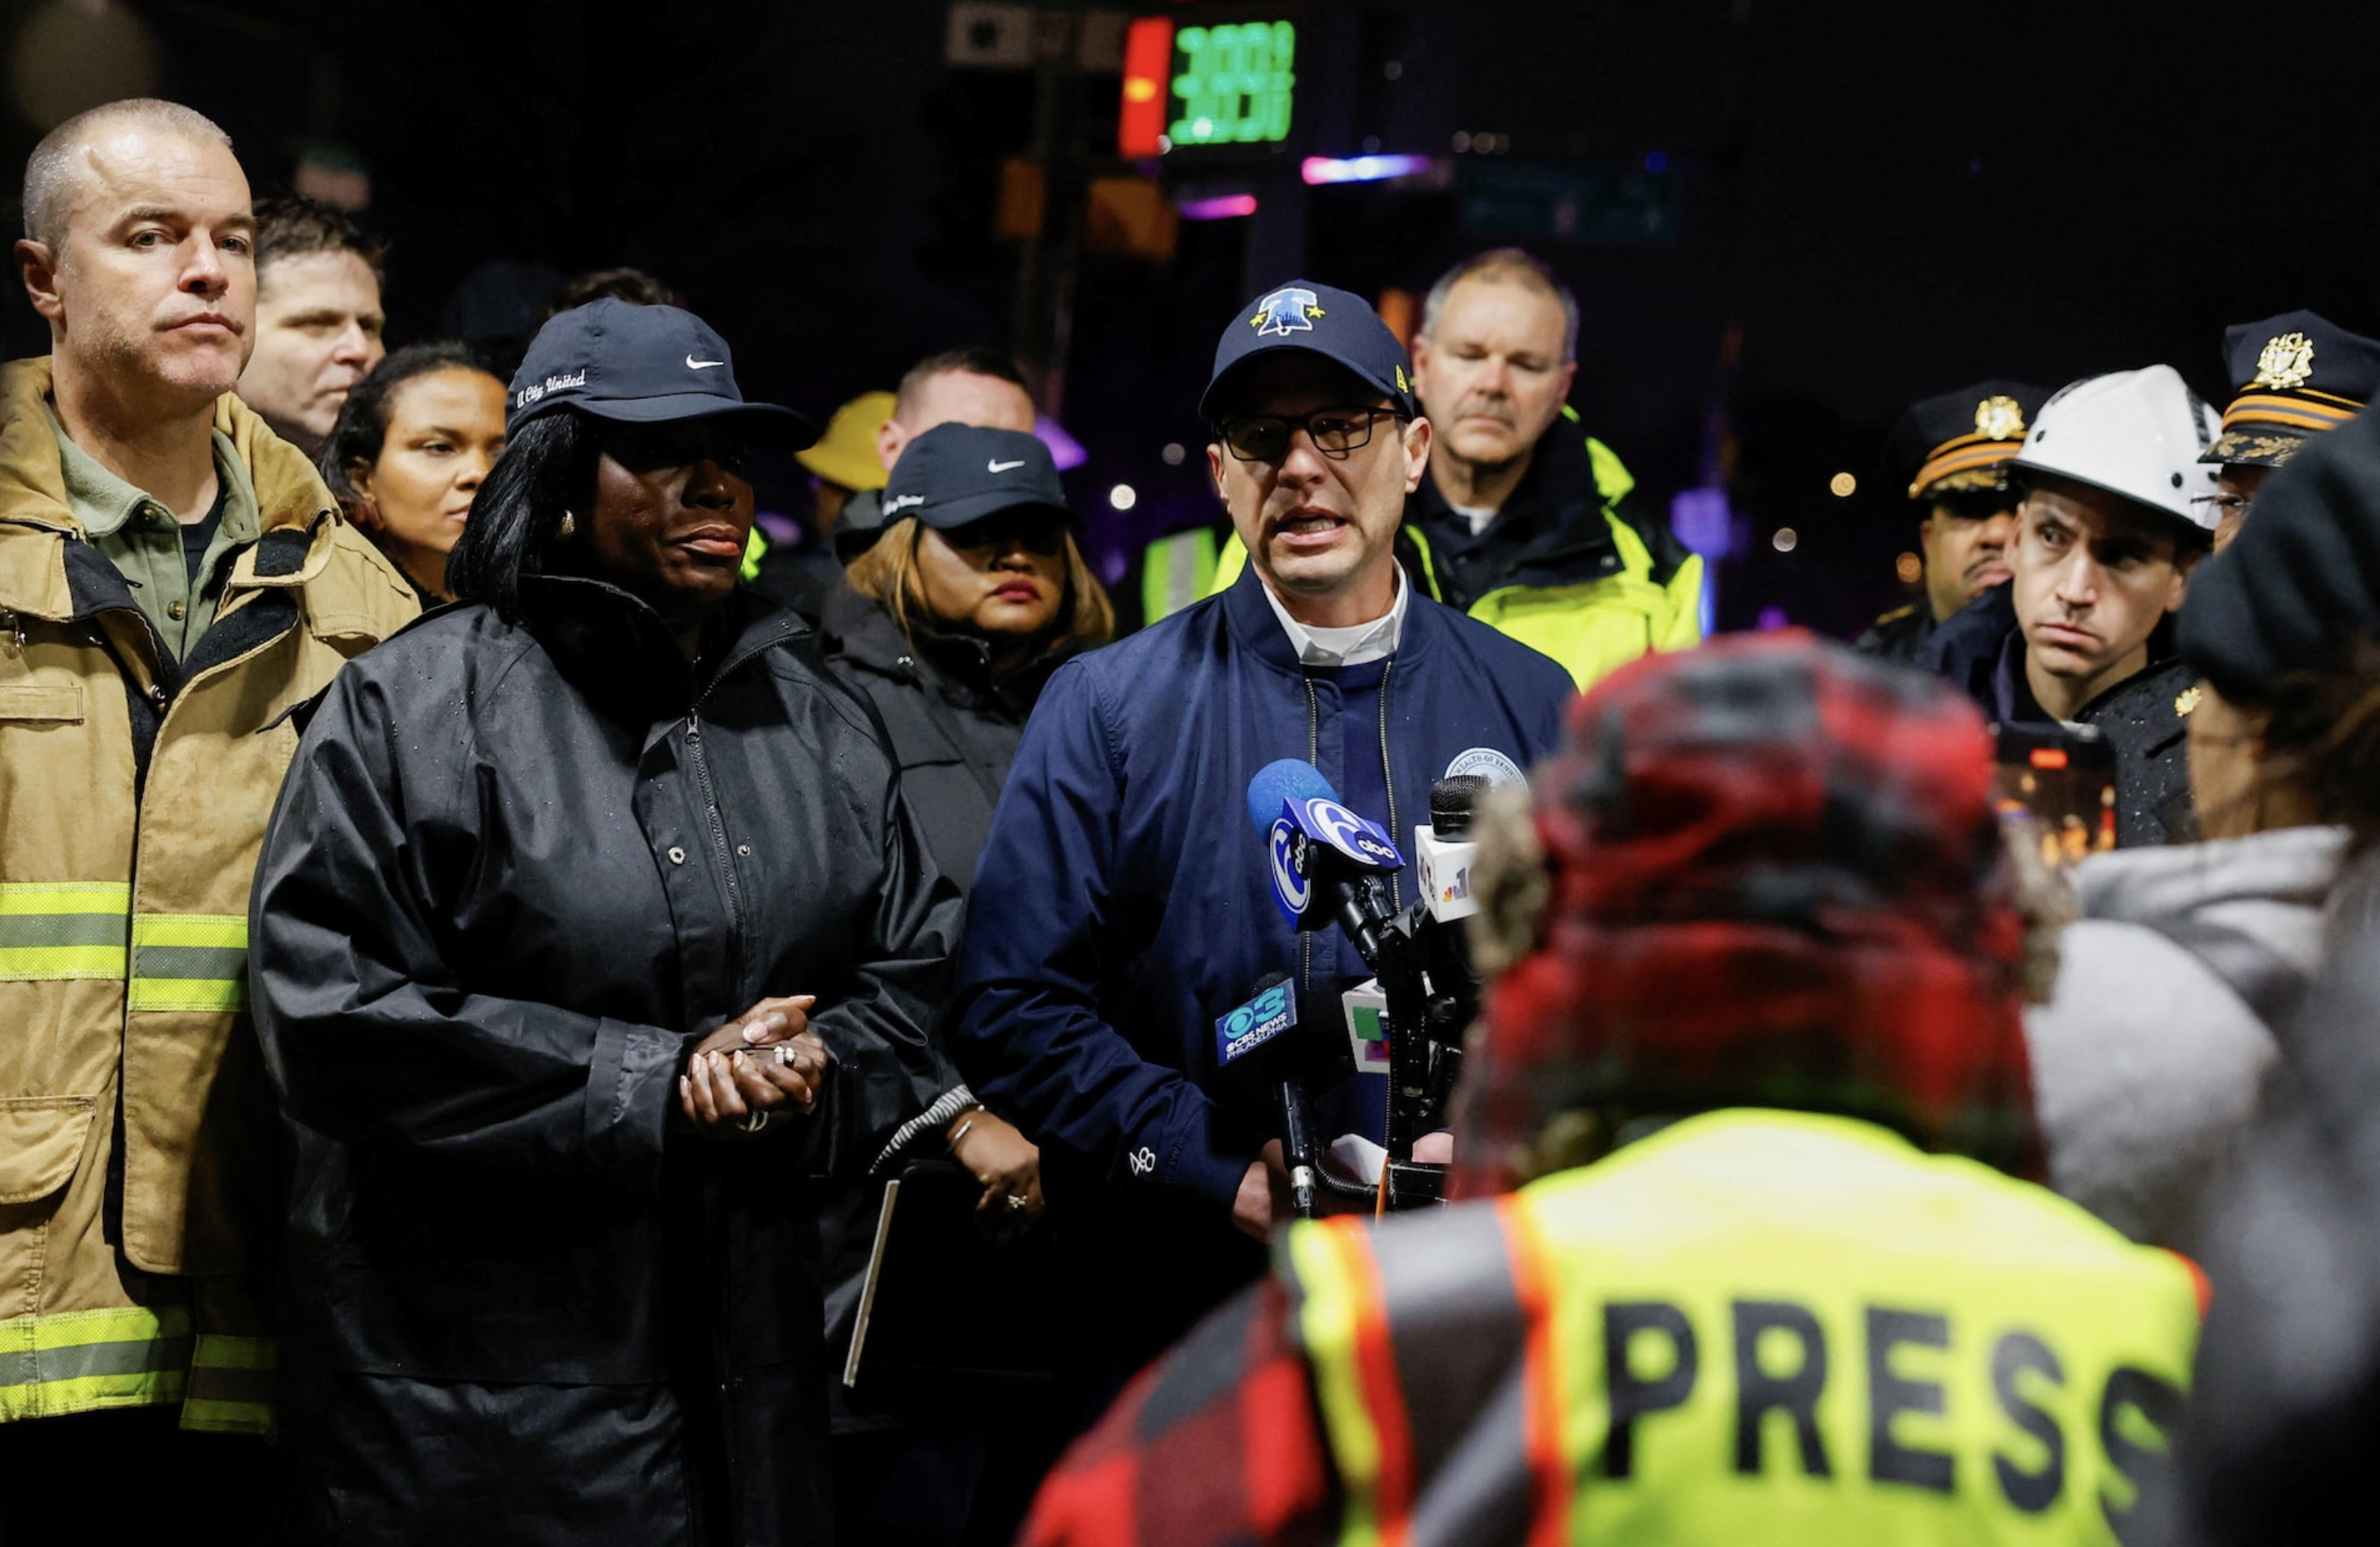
left=1212, top=972, right=1320, bottom=1217
left=1244, top=758, right=1406, bottom=966
left=1415, top=775, right=1487, bottom=923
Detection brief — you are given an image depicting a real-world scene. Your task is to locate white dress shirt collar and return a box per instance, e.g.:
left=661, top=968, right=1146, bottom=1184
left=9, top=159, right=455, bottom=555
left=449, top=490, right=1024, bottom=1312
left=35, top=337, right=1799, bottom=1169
left=1258, top=566, right=1409, bottom=668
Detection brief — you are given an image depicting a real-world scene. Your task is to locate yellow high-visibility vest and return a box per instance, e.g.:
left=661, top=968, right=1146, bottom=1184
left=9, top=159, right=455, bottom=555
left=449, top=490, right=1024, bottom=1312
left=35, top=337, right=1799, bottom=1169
left=1283, top=1109, right=2203, bottom=1547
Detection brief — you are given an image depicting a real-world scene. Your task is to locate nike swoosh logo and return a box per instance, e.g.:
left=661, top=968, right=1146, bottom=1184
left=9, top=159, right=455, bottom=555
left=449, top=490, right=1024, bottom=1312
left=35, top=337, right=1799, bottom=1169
left=687, top=355, right=725, bottom=370
left=988, top=459, right=1026, bottom=472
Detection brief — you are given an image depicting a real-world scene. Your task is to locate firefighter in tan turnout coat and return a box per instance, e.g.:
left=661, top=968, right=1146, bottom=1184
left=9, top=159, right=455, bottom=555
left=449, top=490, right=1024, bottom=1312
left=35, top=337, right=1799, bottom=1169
left=0, top=99, right=416, bottom=1523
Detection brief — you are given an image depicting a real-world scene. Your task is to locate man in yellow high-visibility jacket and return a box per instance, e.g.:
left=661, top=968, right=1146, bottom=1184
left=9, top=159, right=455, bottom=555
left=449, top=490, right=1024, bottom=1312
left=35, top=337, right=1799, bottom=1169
left=1023, top=632, right=2202, bottom=1547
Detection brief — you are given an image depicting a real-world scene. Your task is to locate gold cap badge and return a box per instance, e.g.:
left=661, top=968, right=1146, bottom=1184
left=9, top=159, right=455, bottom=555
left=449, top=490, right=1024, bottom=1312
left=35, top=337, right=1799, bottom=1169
left=2254, top=332, right=2316, bottom=390
left=1974, top=395, right=2027, bottom=441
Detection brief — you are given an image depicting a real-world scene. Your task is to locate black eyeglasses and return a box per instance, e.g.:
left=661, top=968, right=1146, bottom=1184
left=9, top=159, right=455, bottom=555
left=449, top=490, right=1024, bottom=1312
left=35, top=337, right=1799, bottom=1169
left=2190, top=492, right=2253, bottom=525
left=1214, top=408, right=1405, bottom=463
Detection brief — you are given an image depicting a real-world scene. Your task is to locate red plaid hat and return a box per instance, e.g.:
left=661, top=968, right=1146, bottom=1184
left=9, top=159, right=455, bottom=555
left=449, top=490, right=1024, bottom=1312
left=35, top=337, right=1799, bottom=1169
left=1450, top=630, right=2036, bottom=1197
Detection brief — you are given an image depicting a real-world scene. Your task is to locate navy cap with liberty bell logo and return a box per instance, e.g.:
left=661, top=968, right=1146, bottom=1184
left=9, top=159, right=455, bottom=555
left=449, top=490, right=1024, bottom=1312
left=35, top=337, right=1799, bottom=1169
left=507, top=299, right=816, bottom=450
left=882, top=424, right=1072, bottom=533
left=1200, top=280, right=1420, bottom=422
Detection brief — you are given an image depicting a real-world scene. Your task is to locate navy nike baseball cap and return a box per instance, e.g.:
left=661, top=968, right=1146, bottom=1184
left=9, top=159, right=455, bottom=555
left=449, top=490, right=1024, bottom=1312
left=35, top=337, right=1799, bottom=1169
left=881, top=424, right=1071, bottom=532
left=507, top=299, right=816, bottom=450
left=1199, top=279, right=1420, bottom=422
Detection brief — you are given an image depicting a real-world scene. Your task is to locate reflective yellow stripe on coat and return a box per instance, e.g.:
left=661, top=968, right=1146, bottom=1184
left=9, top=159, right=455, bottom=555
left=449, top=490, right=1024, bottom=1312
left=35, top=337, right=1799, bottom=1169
left=183, top=1333, right=275, bottom=1435
left=0, top=1304, right=192, bottom=1421
left=0, top=883, right=130, bottom=982
left=129, top=913, right=249, bottom=1013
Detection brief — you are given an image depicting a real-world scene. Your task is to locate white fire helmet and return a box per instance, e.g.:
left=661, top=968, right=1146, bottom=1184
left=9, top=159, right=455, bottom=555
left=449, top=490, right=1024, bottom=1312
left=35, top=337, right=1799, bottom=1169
left=2011, top=365, right=2223, bottom=530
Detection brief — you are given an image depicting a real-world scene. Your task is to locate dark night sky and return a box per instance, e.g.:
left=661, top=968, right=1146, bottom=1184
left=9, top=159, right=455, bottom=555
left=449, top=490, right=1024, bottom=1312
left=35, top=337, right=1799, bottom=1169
left=6, top=0, right=2374, bottom=631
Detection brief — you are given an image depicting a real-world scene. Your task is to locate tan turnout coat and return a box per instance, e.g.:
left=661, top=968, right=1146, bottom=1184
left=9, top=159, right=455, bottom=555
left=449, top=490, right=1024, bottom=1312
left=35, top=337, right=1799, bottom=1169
left=0, top=358, right=417, bottom=1432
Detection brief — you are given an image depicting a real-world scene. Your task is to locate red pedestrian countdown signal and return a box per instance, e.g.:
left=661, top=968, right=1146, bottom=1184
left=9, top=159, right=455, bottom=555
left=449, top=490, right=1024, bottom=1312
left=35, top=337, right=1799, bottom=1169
left=1120, top=13, right=1299, bottom=158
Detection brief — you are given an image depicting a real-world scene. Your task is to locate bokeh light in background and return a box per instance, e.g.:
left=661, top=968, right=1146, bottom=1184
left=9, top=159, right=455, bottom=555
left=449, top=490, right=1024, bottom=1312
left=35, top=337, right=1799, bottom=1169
left=10, top=0, right=2380, bottom=644
left=10, top=1, right=160, bottom=128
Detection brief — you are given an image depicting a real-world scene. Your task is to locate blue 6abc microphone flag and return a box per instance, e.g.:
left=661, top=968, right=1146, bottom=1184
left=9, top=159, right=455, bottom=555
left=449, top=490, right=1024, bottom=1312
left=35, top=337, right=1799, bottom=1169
left=1245, top=758, right=1405, bottom=966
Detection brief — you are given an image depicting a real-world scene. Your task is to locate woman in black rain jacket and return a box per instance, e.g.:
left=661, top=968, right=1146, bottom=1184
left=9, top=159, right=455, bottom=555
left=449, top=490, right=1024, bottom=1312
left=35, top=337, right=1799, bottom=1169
left=248, top=301, right=961, bottom=1545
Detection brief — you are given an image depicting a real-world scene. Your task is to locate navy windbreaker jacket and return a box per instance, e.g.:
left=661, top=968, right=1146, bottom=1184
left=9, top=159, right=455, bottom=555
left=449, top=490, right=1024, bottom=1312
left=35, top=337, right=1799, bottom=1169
left=945, top=566, right=1574, bottom=1212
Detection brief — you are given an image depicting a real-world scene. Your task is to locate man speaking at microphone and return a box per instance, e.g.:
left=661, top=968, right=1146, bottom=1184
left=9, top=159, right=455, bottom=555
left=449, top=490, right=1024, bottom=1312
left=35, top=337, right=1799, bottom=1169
left=946, top=280, right=1573, bottom=1428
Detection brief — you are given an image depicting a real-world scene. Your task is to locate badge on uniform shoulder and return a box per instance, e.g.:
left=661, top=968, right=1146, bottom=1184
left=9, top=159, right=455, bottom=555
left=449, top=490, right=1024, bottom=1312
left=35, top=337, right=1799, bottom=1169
left=1974, top=395, right=2027, bottom=441
left=2175, top=685, right=2201, bottom=717
left=2254, top=333, right=2316, bottom=390
left=1445, top=747, right=1525, bottom=785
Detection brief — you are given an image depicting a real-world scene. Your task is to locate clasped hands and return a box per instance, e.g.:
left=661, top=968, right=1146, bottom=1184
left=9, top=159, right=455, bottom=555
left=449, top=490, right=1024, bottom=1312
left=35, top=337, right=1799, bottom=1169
left=676, top=994, right=830, bottom=1137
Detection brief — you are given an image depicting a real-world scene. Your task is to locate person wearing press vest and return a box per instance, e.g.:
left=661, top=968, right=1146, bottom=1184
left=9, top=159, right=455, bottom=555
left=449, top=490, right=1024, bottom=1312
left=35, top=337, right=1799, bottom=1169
left=943, top=280, right=1572, bottom=1436
left=1025, top=632, right=2204, bottom=1547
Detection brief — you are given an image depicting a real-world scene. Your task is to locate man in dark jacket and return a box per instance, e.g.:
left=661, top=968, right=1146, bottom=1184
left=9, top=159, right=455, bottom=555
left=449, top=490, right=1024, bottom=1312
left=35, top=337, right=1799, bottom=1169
left=1855, top=380, right=2046, bottom=664
left=1920, top=365, right=2220, bottom=845
left=1150, top=252, right=1702, bottom=691
left=945, top=280, right=1574, bottom=1429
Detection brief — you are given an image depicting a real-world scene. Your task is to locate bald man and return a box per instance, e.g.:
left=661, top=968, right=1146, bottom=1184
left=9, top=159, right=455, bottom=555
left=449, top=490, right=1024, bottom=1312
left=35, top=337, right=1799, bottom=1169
left=2, top=99, right=415, bottom=1527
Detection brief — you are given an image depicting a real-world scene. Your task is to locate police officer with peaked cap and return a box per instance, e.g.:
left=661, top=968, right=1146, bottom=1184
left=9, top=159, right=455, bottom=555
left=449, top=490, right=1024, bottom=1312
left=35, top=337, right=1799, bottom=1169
left=1856, top=381, right=2049, bottom=666
left=2200, top=309, right=2380, bottom=551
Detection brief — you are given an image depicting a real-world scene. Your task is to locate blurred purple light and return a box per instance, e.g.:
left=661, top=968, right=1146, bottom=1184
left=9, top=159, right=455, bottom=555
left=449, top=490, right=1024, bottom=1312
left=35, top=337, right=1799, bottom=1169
left=1033, top=416, right=1088, bottom=472
left=1757, top=606, right=1790, bottom=631
left=1177, top=193, right=1258, bottom=220
left=1300, top=154, right=1431, bottom=186
left=1670, top=486, right=1734, bottom=559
